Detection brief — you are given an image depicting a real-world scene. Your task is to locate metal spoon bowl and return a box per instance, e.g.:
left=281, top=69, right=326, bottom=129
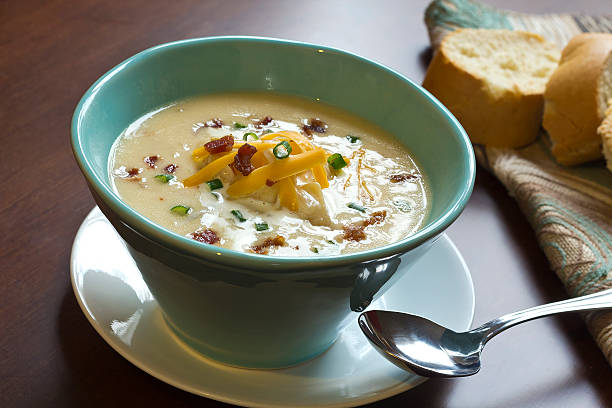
left=359, top=289, right=612, bottom=377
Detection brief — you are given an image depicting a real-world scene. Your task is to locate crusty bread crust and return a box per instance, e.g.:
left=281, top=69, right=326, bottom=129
left=423, top=50, right=542, bottom=147
left=597, top=104, right=612, bottom=173
left=543, top=33, right=612, bottom=166
left=423, top=29, right=559, bottom=148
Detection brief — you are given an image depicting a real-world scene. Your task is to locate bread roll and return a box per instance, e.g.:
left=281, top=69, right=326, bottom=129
left=597, top=102, right=612, bottom=173
left=543, top=34, right=612, bottom=166
left=423, top=29, right=559, bottom=148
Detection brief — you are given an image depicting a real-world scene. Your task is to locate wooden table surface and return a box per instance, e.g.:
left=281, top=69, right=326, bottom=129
left=2, top=0, right=611, bottom=407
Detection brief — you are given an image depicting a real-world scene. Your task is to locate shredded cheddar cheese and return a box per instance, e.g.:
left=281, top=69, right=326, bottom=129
left=183, top=152, right=235, bottom=187
left=192, top=146, right=210, bottom=162
left=251, top=150, right=269, bottom=168
left=264, top=131, right=330, bottom=188
left=226, top=149, right=326, bottom=197
left=185, top=132, right=337, bottom=211
left=278, top=177, right=298, bottom=211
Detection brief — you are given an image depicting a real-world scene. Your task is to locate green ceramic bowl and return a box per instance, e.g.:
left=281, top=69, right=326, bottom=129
left=71, top=36, right=475, bottom=368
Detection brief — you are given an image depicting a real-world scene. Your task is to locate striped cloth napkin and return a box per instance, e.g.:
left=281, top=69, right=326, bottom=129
left=424, top=0, right=612, bottom=365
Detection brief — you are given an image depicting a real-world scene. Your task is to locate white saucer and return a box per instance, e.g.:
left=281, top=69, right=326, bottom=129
left=71, top=207, right=474, bottom=407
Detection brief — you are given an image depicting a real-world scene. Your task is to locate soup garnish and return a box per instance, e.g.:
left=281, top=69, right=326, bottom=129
left=110, top=92, right=429, bottom=256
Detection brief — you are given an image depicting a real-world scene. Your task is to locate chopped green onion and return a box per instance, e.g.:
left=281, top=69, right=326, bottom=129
left=154, top=174, right=174, bottom=183
left=255, top=222, right=269, bottom=231
left=262, top=129, right=274, bottom=134
left=211, top=192, right=222, bottom=201
left=346, top=135, right=360, bottom=143
left=243, top=132, right=258, bottom=141
left=393, top=199, right=412, bottom=213
left=327, top=240, right=336, bottom=245
left=347, top=202, right=366, bottom=213
left=273, top=141, right=292, bottom=159
left=206, top=178, right=223, bottom=191
left=231, top=209, right=247, bottom=222
left=170, top=205, right=191, bottom=215
left=234, top=122, right=247, bottom=129
left=327, top=153, right=347, bottom=170
left=311, top=247, right=319, bottom=253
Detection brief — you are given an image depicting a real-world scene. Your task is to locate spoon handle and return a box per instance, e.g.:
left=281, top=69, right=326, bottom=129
left=476, top=288, right=612, bottom=344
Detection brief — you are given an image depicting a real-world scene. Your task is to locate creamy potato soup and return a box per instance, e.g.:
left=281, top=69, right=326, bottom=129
left=110, top=92, right=429, bottom=256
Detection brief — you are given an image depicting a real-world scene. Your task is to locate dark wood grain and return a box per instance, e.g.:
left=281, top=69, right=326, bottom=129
left=1, top=1, right=611, bottom=407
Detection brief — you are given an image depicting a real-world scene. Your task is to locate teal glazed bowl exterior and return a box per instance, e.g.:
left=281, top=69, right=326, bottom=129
left=71, top=37, right=475, bottom=368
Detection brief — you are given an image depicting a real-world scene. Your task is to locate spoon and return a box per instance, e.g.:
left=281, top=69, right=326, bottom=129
left=358, top=288, right=612, bottom=377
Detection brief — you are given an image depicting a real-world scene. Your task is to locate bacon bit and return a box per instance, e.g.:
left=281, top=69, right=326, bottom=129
left=233, top=143, right=257, bottom=176
left=254, top=116, right=273, bottom=128
left=204, top=118, right=224, bottom=128
left=127, top=168, right=141, bottom=177
left=159, top=197, right=164, bottom=201
left=164, top=164, right=178, bottom=174
left=302, top=118, right=328, bottom=136
left=251, top=235, right=287, bottom=254
left=390, top=173, right=417, bottom=183
left=363, top=210, right=387, bottom=227
left=342, top=224, right=366, bottom=242
left=342, top=210, right=387, bottom=242
left=144, top=155, right=159, bottom=168
left=227, top=162, right=239, bottom=176
left=265, top=179, right=277, bottom=187
left=204, top=135, right=234, bottom=154
left=122, top=167, right=142, bottom=181
left=116, top=167, right=142, bottom=181
left=191, top=229, right=220, bottom=245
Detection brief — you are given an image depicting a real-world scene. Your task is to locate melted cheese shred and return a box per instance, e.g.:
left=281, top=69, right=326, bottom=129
left=226, top=149, right=326, bottom=197
left=184, top=141, right=277, bottom=187
left=183, top=153, right=236, bottom=187
left=185, top=131, right=336, bottom=209
left=264, top=131, right=329, bottom=188
left=278, top=177, right=298, bottom=211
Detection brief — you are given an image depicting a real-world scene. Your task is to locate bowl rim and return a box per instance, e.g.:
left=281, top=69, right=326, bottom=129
left=71, top=35, right=475, bottom=271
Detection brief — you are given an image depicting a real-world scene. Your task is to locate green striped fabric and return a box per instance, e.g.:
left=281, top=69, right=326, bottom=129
left=424, top=0, right=612, bottom=366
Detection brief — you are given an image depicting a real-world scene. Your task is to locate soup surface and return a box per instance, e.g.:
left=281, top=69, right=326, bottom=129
left=110, top=92, right=429, bottom=256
